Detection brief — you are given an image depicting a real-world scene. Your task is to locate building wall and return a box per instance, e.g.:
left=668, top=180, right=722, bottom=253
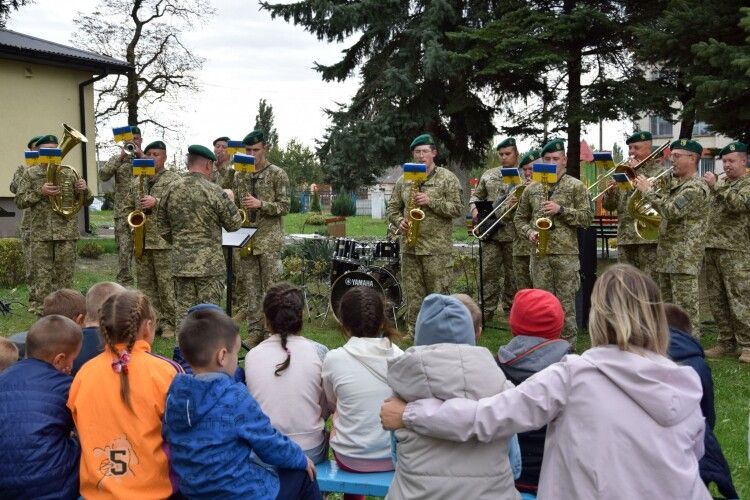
left=0, top=58, right=97, bottom=237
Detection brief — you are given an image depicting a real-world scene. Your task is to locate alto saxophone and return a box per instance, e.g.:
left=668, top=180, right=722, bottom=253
left=404, top=180, right=425, bottom=248
left=127, top=174, right=147, bottom=257
left=535, top=180, right=553, bottom=257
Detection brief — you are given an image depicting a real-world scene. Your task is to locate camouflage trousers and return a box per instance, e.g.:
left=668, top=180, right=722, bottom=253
left=135, top=249, right=176, bottom=334
left=619, top=244, right=658, bottom=282
left=531, top=253, right=579, bottom=344
left=480, top=240, right=515, bottom=320
left=113, top=216, right=134, bottom=286
left=513, top=255, right=533, bottom=292
left=229, top=249, right=248, bottom=318
left=705, top=249, right=750, bottom=348
left=241, top=252, right=283, bottom=346
left=29, top=239, right=76, bottom=314
left=173, top=276, right=224, bottom=331
left=402, top=252, right=454, bottom=336
left=659, top=272, right=701, bottom=338
left=21, top=230, right=40, bottom=310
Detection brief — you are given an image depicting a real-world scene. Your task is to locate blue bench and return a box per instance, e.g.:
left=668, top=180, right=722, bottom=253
left=316, top=460, right=393, bottom=497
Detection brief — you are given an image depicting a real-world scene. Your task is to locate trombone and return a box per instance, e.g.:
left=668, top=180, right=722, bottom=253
left=591, top=141, right=670, bottom=202
left=472, top=184, right=525, bottom=241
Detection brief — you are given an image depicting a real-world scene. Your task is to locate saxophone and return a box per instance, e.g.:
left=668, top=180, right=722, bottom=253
left=127, top=174, right=146, bottom=257
left=535, top=180, right=553, bottom=257
left=404, top=180, right=425, bottom=248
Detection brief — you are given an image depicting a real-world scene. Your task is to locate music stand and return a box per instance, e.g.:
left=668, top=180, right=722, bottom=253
left=222, top=228, right=256, bottom=316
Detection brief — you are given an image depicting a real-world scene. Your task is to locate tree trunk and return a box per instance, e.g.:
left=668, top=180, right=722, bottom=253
left=127, top=70, right=138, bottom=125
left=448, top=158, right=470, bottom=226
left=678, top=111, right=695, bottom=140
left=564, top=0, right=582, bottom=179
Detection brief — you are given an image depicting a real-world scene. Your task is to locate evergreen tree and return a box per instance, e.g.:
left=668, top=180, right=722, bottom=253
left=612, top=142, right=624, bottom=164
left=278, top=138, right=324, bottom=191
left=254, top=98, right=280, bottom=150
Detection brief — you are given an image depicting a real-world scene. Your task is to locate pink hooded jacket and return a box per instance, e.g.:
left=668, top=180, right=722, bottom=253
left=403, top=345, right=711, bottom=500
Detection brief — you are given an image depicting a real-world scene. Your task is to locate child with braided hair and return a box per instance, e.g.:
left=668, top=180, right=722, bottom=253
left=245, top=282, right=331, bottom=464
left=68, top=290, right=184, bottom=499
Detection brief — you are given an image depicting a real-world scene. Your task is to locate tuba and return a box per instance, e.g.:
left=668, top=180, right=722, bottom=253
left=627, top=166, right=673, bottom=240
left=404, top=180, right=425, bottom=248
left=46, top=124, right=88, bottom=218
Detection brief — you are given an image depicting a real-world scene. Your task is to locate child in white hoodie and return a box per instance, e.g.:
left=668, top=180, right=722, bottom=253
left=322, top=287, right=403, bottom=499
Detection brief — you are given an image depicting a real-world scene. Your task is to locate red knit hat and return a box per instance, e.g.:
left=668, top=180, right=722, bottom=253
left=509, top=289, right=564, bottom=339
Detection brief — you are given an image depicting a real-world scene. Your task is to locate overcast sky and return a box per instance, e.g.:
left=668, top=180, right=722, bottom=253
left=8, top=0, right=632, bottom=161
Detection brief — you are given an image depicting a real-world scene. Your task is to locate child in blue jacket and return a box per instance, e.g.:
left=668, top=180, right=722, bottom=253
left=162, top=307, right=321, bottom=500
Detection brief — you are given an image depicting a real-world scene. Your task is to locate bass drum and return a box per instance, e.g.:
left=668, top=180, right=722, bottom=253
left=329, top=266, right=403, bottom=323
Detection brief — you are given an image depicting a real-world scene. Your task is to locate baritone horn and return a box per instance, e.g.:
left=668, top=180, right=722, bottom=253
left=45, top=123, right=88, bottom=218
left=627, top=166, right=673, bottom=240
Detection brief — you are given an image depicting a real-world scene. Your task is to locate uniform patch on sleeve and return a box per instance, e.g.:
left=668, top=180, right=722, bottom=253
left=674, top=195, right=687, bottom=210
left=745, top=197, right=750, bottom=211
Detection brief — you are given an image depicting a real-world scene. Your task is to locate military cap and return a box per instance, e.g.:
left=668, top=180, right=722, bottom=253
left=409, top=133, right=435, bottom=150
left=243, top=129, right=266, bottom=146
left=213, top=136, right=230, bottom=146
left=131, top=126, right=142, bottom=135
left=541, top=138, right=565, bottom=156
left=496, top=137, right=517, bottom=150
left=188, top=144, right=216, bottom=162
left=670, top=138, right=703, bottom=156
left=718, top=141, right=747, bottom=158
left=27, top=135, right=42, bottom=149
left=519, top=149, right=541, bottom=167
left=34, top=134, right=59, bottom=147
left=144, top=140, right=166, bottom=153
left=625, top=131, right=652, bottom=145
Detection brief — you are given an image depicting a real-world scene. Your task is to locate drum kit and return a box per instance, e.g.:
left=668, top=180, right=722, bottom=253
left=328, top=238, right=403, bottom=323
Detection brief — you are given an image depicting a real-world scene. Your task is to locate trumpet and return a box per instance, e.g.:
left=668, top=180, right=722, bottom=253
left=472, top=184, right=526, bottom=241
left=591, top=141, right=670, bottom=202
left=121, top=141, right=137, bottom=156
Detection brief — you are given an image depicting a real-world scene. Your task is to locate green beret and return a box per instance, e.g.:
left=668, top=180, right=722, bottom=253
left=519, top=149, right=541, bottom=167
left=131, top=126, right=141, bottom=135
left=144, top=140, right=166, bottom=153
left=409, top=133, right=435, bottom=150
left=625, top=131, right=652, bottom=145
left=243, top=129, right=266, bottom=146
left=541, top=138, right=565, bottom=156
left=670, top=138, right=702, bottom=156
left=34, top=134, right=59, bottom=147
left=718, top=141, right=747, bottom=158
left=187, top=144, right=216, bottom=162
left=496, top=137, right=516, bottom=150
left=213, top=136, right=230, bottom=146
left=27, top=135, right=42, bottom=149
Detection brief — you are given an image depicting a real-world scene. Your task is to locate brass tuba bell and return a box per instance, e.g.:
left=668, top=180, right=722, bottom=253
left=45, top=124, right=88, bottom=218
left=627, top=166, right=673, bottom=240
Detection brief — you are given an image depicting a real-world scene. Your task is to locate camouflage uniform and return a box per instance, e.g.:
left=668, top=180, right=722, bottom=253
left=703, top=175, right=750, bottom=350
left=514, top=173, right=593, bottom=344
left=123, top=169, right=181, bottom=336
left=470, top=168, right=516, bottom=320
left=212, top=159, right=234, bottom=188
left=10, top=164, right=37, bottom=309
left=99, top=154, right=135, bottom=286
left=158, top=172, right=243, bottom=326
left=387, top=166, right=463, bottom=335
left=14, top=164, right=94, bottom=313
left=643, top=174, right=709, bottom=337
left=232, top=164, right=290, bottom=345
left=601, top=159, right=662, bottom=281
left=512, top=224, right=533, bottom=291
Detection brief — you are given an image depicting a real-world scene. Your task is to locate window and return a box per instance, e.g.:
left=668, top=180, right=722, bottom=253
left=649, top=116, right=673, bottom=137
left=699, top=158, right=715, bottom=176
left=692, top=121, right=711, bottom=136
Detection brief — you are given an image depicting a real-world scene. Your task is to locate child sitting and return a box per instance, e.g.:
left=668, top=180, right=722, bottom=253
left=0, top=315, right=82, bottom=499
left=72, top=282, right=125, bottom=376
left=452, top=293, right=483, bottom=339
left=42, top=288, right=86, bottom=325
left=0, top=337, right=19, bottom=373
left=68, top=290, right=184, bottom=499
left=496, top=288, right=570, bottom=495
left=245, top=282, right=331, bottom=464
left=322, top=287, right=403, bottom=499
left=386, top=294, right=519, bottom=500
left=163, top=308, right=321, bottom=500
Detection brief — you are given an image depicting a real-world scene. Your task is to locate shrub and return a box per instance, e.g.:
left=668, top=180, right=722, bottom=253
left=305, top=213, right=326, bottom=226
left=290, top=193, right=302, bottom=213
left=102, top=192, right=115, bottom=210
left=331, top=192, right=356, bottom=217
left=0, top=238, right=25, bottom=287
left=78, top=241, right=105, bottom=259
left=310, top=191, right=321, bottom=213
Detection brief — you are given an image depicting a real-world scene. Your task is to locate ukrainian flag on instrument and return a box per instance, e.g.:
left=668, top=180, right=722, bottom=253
left=227, top=140, right=244, bottom=159
left=501, top=167, right=522, bottom=185
left=532, top=163, right=557, bottom=183
left=592, top=151, right=615, bottom=171
left=113, top=125, right=134, bottom=143
left=24, top=151, right=39, bottom=166
left=612, top=172, right=632, bottom=191
left=38, top=148, right=62, bottom=166
left=233, top=153, right=256, bottom=173
left=132, top=158, right=155, bottom=176
left=403, top=163, right=427, bottom=183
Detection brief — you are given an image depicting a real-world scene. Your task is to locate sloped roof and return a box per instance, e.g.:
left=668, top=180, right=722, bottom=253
left=0, top=28, right=131, bottom=74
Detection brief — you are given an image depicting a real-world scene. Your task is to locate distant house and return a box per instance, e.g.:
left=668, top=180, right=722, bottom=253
left=372, top=165, right=402, bottom=199
left=0, top=28, right=131, bottom=237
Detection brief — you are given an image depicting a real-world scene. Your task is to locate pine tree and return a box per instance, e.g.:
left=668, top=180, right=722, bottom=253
left=254, top=98, right=280, bottom=150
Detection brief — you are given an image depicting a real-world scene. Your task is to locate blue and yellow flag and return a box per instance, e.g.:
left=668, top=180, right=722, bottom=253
left=403, top=163, right=428, bottom=183
left=612, top=172, right=632, bottom=191
left=113, top=126, right=134, bottom=143
left=592, top=151, right=615, bottom=171
left=132, top=158, right=155, bottom=176
left=233, top=153, right=256, bottom=173
left=532, top=163, right=557, bottom=183
left=501, top=167, right=522, bottom=185
left=38, top=148, right=62, bottom=166
left=24, top=151, right=39, bottom=167
left=227, top=140, right=244, bottom=158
